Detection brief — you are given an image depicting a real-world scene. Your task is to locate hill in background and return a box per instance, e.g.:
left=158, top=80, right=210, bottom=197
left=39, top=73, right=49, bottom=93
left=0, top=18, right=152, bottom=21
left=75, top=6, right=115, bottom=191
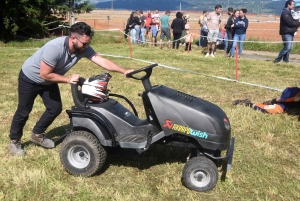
left=93, top=0, right=286, bottom=15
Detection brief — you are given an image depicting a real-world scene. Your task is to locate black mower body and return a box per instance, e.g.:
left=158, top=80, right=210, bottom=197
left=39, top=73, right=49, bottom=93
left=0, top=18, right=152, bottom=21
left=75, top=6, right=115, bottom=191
left=62, top=64, right=235, bottom=192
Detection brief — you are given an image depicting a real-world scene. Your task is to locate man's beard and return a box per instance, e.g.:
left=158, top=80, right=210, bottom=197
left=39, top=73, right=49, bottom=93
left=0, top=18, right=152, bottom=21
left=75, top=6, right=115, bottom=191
left=73, top=42, right=85, bottom=53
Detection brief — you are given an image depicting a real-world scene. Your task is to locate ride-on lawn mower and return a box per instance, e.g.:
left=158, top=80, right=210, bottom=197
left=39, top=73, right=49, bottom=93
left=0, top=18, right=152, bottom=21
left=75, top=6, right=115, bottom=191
left=59, top=64, right=235, bottom=192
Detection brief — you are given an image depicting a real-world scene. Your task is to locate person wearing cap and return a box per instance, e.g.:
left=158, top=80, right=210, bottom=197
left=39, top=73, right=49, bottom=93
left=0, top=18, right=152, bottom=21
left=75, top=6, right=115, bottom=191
left=233, top=87, right=300, bottom=114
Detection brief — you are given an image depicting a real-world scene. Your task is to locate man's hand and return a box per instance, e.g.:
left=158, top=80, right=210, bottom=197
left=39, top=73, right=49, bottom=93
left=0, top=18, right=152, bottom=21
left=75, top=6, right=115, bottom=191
left=68, top=74, right=80, bottom=84
left=124, top=69, right=134, bottom=77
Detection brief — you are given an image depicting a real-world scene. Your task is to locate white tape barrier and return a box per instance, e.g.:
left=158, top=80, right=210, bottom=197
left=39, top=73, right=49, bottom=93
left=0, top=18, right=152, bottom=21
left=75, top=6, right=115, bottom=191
left=99, top=53, right=284, bottom=92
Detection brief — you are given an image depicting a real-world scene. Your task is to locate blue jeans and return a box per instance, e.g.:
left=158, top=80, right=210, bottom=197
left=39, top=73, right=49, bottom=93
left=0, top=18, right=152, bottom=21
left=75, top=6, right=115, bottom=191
left=224, top=32, right=228, bottom=50
left=140, top=28, right=146, bottom=43
left=134, top=25, right=140, bottom=44
left=199, top=29, right=203, bottom=46
left=275, top=34, right=294, bottom=62
left=230, top=34, right=246, bottom=57
left=130, top=29, right=136, bottom=43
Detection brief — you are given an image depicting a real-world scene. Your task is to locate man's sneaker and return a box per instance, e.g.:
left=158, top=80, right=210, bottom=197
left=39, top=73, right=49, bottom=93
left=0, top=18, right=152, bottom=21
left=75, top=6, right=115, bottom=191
left=233, top=98, right=251, bottom=106
left=211, top=53, right=215, bottom=57
left=30, top=133, right=55, bottom=149
left=8, top=139, right=25, bottom=156
left=205, top=53, right=210, bottom=57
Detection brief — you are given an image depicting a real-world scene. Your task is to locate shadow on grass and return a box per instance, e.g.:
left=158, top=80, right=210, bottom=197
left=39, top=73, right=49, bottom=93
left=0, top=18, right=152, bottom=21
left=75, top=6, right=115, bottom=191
left=23, top=124, right=190, bottom=173
left=97, top=145, right=190, bottom=175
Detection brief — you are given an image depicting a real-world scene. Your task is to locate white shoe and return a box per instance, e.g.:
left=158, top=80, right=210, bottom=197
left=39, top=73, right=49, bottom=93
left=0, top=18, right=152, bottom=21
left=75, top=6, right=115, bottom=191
left=211, top=53, right=215, bottom=58
left=205, top=53, right=210, bottom=57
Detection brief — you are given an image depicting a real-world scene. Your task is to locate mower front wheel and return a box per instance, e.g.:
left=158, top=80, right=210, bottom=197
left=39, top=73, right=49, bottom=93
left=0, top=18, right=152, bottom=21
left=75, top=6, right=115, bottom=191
left=60, top=130, right=107, bottom=177
left=182, top=156, right=218, bottom=192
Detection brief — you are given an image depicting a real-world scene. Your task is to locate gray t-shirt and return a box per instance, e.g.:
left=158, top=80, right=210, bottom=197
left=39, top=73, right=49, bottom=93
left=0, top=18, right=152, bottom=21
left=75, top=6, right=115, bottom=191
left=22, top=36, right=96, bottom=85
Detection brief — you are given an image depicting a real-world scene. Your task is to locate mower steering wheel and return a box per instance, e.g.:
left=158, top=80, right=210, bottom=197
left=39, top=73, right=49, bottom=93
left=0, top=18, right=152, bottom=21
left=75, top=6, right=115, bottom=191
left=126, top=63, right=158, bottom=80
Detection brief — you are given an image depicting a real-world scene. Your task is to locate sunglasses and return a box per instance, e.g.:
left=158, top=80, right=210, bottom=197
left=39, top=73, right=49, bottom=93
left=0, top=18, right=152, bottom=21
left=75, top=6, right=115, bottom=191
left=75, top=36, right=91, bottom=47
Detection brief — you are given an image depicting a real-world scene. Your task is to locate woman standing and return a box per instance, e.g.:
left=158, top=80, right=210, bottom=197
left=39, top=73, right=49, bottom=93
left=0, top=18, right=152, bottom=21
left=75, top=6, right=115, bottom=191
left=230, top=9, right=248, bottom=58
left=126, top=11, right=141, bottom=44
left=171, top=12, right=185, bottom=49
left=225, top=9, right=239, bottom=55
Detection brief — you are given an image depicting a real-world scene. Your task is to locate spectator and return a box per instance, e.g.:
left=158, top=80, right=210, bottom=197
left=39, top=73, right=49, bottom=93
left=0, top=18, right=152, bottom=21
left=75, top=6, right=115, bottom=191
left=229, top=8, right=248, bottom=58
left=181, top=12, right=189, bottom=44
left=7, top=22, right=133, bottom=156
left=233, top=87, right=300, bottom=114
left=159, top=10, right=171, bottom=49
left=274, top=0, right=300, bottom=63
left=171, top=12, right=185, bottom=49
left=183, top=26, right=193, bottom=51
left=145, top=10, right=152, bottom=41
left=205, top=5, right=222, bottom=58
left=151, top=8, right=161, bottom=46
left=199, top=10, right=208, bottom=47
left=139, top=10, right=147, bottom=44
left=134, top=11, right=141, bottom=44
left=126, top=12, right=141, bottom=44
left=224, top=7, right=234, bottom=56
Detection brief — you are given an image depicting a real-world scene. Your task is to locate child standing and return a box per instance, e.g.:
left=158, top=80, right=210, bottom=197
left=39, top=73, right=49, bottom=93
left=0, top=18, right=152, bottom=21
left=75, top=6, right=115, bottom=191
left=184, top=25, right=193, bottom=51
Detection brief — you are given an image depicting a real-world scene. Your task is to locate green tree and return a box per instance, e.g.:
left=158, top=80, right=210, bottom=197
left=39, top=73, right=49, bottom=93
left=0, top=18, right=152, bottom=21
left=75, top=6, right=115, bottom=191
left=0, top=0, right=94, bottom=42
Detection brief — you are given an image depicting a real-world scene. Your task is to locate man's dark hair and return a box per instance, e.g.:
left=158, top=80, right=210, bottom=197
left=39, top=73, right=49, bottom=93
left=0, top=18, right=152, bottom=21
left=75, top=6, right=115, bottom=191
left=228, top=7, right=233, bottom=12
left=203, top=10, right=207, bottom=14
left=166, top=10, right=170, bottom=14
left=139, top=10, right=143, bottom=14
left=215, top=5, right=222, bottom=10
left=69, top=22, right=94, bottom=37
left=155, top=8, right=159, bottom=11
left=285, top=0, right=294, bottom=8
left=241, top=8, right=247, bottom=14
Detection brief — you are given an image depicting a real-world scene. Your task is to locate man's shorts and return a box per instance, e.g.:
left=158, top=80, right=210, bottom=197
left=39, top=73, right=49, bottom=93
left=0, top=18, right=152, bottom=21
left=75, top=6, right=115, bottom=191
left=207, top=29, right=219, bottom=43
left=146, top=26, right=151, bottom=32
left=160, top=28, right=170, bottom=40
left=151, top=26, right=158, bottom=37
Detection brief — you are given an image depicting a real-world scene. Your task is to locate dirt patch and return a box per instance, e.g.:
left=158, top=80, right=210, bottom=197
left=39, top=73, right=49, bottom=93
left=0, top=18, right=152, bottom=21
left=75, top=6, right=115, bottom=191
left=242, top=50, right=300, bottom=64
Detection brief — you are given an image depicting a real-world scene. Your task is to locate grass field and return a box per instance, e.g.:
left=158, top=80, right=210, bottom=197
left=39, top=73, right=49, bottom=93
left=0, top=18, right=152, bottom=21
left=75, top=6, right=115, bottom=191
left=0, top=32, right=299, bottom=200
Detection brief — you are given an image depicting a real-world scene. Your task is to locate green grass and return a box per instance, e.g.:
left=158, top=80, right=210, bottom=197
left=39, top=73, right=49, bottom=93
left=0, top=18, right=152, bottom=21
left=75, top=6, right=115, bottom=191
left=0, top=32, right=299, bottom=200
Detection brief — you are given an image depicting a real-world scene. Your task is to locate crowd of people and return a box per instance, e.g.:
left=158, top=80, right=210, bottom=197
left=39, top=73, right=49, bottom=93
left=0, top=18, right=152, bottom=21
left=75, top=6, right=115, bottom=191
left=124, top=5, right=250, bottom=56
left=125, top=9, right=193, bottom=51
left=199, top=5, right=248, bottom=58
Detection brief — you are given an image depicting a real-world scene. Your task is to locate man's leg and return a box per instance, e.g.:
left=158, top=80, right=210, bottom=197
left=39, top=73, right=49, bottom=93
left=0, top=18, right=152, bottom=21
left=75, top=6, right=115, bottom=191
left=283, top=35, right=294, bottom=62
left=9, top=74, right=40, bottom=155
left=160, top=29, right=165, bottom=49
left=275, top=34, right=292, bottom=62
left=31, top=83, right=62, bottom=148
left=33, top=83, right=62, bottom=134
left=10, top=76, right=39, bottom=140
left=199, top=29, right=203, bottom=47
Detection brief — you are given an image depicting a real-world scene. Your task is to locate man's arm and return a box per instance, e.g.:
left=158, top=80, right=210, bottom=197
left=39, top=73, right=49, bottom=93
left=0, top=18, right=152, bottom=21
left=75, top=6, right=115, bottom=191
left=90, top=54, right=132, bottom=76
left=199, top=15, right=204, bottom=27
left=40, top=61, right=79, bottom=84
left=282, top=12, right=300, bottom=27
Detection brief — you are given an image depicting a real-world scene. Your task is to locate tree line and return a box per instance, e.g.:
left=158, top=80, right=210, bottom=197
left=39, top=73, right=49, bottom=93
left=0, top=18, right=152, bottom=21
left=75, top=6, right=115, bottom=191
left=0, top=0, right=94, bottom=42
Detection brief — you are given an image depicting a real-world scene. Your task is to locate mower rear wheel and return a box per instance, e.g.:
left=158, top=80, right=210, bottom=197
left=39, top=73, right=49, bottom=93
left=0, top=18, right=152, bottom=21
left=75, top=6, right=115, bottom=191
left=182, top=156, right=218, bottom=192
left=60, top=130, right=107, bottom=177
